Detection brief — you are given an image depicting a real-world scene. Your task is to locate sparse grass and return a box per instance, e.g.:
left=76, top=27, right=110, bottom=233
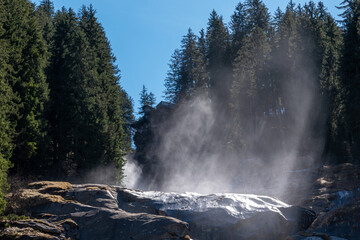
left=0, top=214, right=30, bottom=228
left=0, top=214, right=29, bottom=221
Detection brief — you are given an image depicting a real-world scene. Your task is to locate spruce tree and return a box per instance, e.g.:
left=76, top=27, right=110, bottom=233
left=313, top=2, right=343, bottom=157
left=48, top=7, right=90, bottom=175
left=46, top=5, right=132, bottom=177
left=230, top=2, right=246, bottom=61
left=230, top=0, right=271, bottom=153
left=3, top=0, right=49, bottom=175
left=0, top=0, right=14, bottom=214
left=36, top=0, right=54, bottom=46
left=193, top=29, right=208, bottom=92
left=206, top=10, right=231, bottom=102
left=164, top=29, right=208, bottom=103
left=120, top=90, right=134, bottom=151
left=81, top=5, right=132, bottom=172
left=164, top=49, right=182, bottom=103
left=139, top=85, right=156, bottom=115
left=338, top=0, right=360, bottom=158
left=79, top=5, right=115, bottom=169
left=178, top=28, right=198, bottom=99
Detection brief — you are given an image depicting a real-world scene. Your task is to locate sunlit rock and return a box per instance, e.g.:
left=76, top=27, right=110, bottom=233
left=117, top=188, right=316, bottom=240
left=4, top=181, right=189, bottom=240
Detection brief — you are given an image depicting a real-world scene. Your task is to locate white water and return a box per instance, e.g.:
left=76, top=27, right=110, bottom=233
left=121, top=188, right=290, bottom=223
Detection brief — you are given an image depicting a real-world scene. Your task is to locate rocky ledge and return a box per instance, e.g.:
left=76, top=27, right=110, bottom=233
left=2, top=182, right=189, bottom=240
left=0, top=181, right=319, bottom=240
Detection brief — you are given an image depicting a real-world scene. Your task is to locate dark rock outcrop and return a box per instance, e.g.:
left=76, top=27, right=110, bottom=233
left=308, top=202, right=360, bottom=240
left=3, top=181, right=189, bottom=240
left=0, top=218, right=75, bottom=240
left=2, top=181, right=317, bottom=240
left=296, top=163, right=360, bottom=240
left=6, top=176, right=359, bottom=240
left=131, top=101, right=176, bottom=187
left=116, top=188, right=315, bottom=240
left=2, top=163, right=359, bottom=240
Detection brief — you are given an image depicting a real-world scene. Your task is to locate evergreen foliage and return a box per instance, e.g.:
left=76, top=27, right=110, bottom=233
left=163, top=29, right=208, bottom=103
left=164, top=49, right=182, bottom=103
left=80, top=5, right=131, bottom=172
left=163, top=0, right=354, bottom=162
left=2, top=0, right=49, bottom=175
left=36, top=0, right=54, bottom=46
left=206, top=10, right=232, bottom=102
left=139, top=85, right=156, bottom=115
left=45, top=5, right=133, bottom=177
left=194, top=29, right=208, bottom=92
left=1, top=0, right=360, bottom=212
left=0, top=0, right=14, bottom=214
left=231, top=0, right=271, bottom=152
left=338, top=0, right=360, bottom=158
left=0, top=0, right=134, bottom=212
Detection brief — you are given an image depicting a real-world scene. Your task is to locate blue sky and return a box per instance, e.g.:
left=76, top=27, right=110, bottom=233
left=31, top=0, right=342, bottom=115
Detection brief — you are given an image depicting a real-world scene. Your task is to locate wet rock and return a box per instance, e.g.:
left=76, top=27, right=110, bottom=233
left=307, top=163, right=360, bottom=212
left=292, top=232, right=349, bottom=240
left=307, top=202, right=360, bottom=240
left=3, top=163, right=359, bottom=240
left=5, top=181, right=190, bottom=240
left=0, top=219, right=66, bottom=240
left=298, top=163, right=360, bottom=240
left=13, top=219, right=63, bottom=235
left=3, top=181, right=320, bottom=240
left=117, top=188, right=316, bottom=240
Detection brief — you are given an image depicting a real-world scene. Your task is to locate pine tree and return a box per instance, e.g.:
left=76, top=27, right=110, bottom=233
left=164, top=49, right=182, bottom=103
left=296, top=1, right=325, bottom=144
left=80, top=5, right=133, bottom=173
left=3, top=0, right=49, bottom=175
left=36, top=0, right=54, bottom=45
left=273, top=7, right=284, bottom=29
left=48, top=7, right=90, bottom=175
left=0, top=77, right=13, bottom=214
left=120, top=90, right=134, bottom=150
left=164, top=28, right=209, bottom=103
left=0, top=0, right=14, bottom=214
left=0, top=75, right=13, bottom=213
left=193, top=29, right=208, bottom=92
left=47, top=6, right=133, bottom=178
left=230, top=0, right=271, bottom=153
left=79, top=5, right=118, bottom=169
left=178, top=28, right=198, bottom=99
left=139, top=85, right=156, bottom=115
left=338, top=0, right=360, bottom=158
left=312, top=2, right=343, bottom=157
left=230, top=2, right=246, bottom=61
left=206, top=10, right=231, bottom=102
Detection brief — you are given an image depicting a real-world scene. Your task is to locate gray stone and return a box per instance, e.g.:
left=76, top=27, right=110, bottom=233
left=116, top=188, right=316, bottom=240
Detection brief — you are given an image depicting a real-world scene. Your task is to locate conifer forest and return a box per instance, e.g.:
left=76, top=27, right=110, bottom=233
left=0, top=1, right=360, bottom=236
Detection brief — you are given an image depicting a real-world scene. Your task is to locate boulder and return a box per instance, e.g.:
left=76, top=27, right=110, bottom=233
left=5, top=181, right=190, bottom=240
left=307, top=202, right=360, bottom=240
left=4, top=181, right=317, bottom=240
left=0, top=218, right=68, bottom=240
left=305, top=163, right=360, bottom=214
left=116, top=188, right=316, bottom=240
left=295, top=163, right=360, bottom=240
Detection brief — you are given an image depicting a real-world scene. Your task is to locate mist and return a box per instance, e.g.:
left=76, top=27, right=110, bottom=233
left=122, top=2, right=331, bottom=203
left=124, top=66, right=325, bottom=202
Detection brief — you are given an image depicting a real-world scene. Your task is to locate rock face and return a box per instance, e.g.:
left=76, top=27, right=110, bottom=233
left=2, top=181, right=316, bottom=240
left=0, top=218, right=77, bottom=240
left=117, top=189, right=315, bottom=240
left=301, top=163, right=360, bottom=240
left=3, top=182, right=189, bottom=240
